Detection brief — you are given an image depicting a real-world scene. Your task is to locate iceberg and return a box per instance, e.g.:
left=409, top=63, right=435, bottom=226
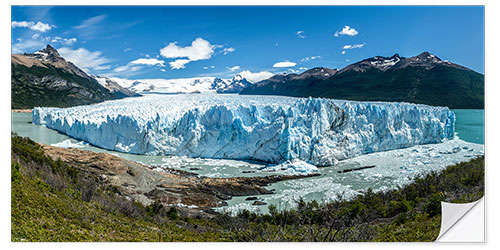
left=51, top=139, right=88, bottom=149
left=33, top=94, right=455, bottom=166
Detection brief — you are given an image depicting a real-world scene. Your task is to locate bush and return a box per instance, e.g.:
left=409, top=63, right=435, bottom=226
left=167, top=207, right=179, bottom=220
left=11, top=161, right=22, bottom=183
left=387, top=200, right=413, bottom=217
left=424, top=193, right=445, bottom=217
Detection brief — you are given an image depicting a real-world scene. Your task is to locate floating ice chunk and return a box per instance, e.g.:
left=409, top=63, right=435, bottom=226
left=50, top=139, right=87, bottom=149
left=260, top=160, right=319, bottom=175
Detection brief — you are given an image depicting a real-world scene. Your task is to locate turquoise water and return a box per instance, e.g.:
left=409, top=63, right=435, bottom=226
left=452, top=109, right=484, bottom=144
left=11, top=109, right=485, bottom=213
left=13, top=109, right=485, bottom=147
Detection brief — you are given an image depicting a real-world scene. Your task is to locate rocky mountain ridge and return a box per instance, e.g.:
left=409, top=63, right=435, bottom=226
left=241, top=52, right=484, bottom=109
left=11, top=44, right=139, bottom=109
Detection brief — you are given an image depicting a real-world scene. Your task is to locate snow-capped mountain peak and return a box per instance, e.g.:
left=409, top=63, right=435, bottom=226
left=25, top=44, right=61, bottom=62
left=232, top=74, right=244, bottom=81
left=118, top=74, right=255, bottom=94
left=22, top=44, right=90, bottom=79
left=367, top=54, right=401, bottom=69
left=338, top=51, right=466, bottom=74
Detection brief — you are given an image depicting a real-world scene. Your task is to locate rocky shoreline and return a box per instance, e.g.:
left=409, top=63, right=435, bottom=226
left=40, top=143, right=318, bottom=218
left=12, top=109, right=32, bottom=113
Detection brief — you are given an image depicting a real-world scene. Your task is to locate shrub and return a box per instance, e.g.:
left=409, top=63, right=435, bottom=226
left=387, top=200, right=413, bottom=217
left=167, top=207, right=179, bottom=220
left=424, top=193, right=445, bottom=217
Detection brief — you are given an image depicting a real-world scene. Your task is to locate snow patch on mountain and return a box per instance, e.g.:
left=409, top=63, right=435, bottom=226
left=110, top=73, right=264, bottom=94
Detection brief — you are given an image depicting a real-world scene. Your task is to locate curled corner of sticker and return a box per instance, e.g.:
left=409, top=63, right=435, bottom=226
left=436, top=197, right=485, bottom=242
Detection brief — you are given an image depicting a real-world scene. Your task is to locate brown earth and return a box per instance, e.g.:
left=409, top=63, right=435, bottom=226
left=11, top=109, right=32, bottom=113
left=41, top=144, right=318, bottom=217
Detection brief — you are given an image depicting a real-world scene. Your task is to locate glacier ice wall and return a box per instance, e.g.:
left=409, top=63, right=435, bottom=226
left=33, top=94, right=455, bottom=166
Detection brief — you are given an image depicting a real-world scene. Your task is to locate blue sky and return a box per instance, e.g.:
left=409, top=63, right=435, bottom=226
left=11, top=6, right=484, bottom=81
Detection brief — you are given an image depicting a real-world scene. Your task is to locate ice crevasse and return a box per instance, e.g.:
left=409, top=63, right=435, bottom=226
left=33, top=94, right=455, bottom=166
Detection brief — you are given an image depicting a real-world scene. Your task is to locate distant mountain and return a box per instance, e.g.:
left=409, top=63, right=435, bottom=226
left=240, top=52, right=484, bottom=109
left=92, top=76, right=138, bottom=98
left=11, top=45, right=139, bottom=109
left=122, top=74, right=256, bottom=94
left=213, top=74, right=253, bottom=93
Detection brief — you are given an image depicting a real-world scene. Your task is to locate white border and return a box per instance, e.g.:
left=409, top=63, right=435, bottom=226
left=2, top=1, right=498, bottom=249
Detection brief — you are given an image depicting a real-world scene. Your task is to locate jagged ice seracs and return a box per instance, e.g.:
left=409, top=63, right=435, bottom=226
left=33, top=94, right=455, bottom=166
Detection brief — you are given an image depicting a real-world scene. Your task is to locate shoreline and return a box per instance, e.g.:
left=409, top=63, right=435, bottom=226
left=35, top=139, right=318, bottom=217
left=12, top=109, right=32, bottom=113
left=11, top=133, right=485, bottom=241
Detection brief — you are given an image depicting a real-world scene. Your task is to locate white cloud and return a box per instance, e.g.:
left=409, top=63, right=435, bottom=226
left=296, top=31, right=306, bottom=39
left=343, top=43, right=365, bottom=49
left=29, top=33, right=77, bottom=46
left=299, top=67, right=308, bottom=70
left=58, top=47, right=111, bottom=71
left=341, top=51, right=346, bottom=55
left=74, top=15, right=106, bottom=30
left=227, top=65, right=241, bottom=71
left=203, top=66, right=209, bottom=70
left=273, top=61, right=297, bottom=68
left=160, top=68, right=166, bottom=72
left=113, top=65, right=130, bottom=72
left=114, top=65, right=142, bottom=73
left=334, top=25, right=358, bottom=37
left=112, top=58, right=165, bottom=74
left=169, top=59, right=191, bottom=70
left=72, top=15, right=107, bottom=39
left=51, top=36, right=77, bottom=46
left=289, top=69, right=299, bottom=73
left=210, top=65, right=215, bottom=68
left=130, top=58, right=165, bottom=66
left=12, top=39, right=46, bottom=54
left=301, top=56, right=321, bottom=62
left=124, top=48, right=132, bottom=52
left=12, top=21, right=55, bottom=32
left=238, top=70, right=274, bottom=83
left=160, top=37, right=215, bottom=69
left=223, top=47, right=235, bottom=55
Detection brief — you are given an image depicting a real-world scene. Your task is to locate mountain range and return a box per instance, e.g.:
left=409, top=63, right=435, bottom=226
left=12, top=46, right=484, bottom=109
left=240, top=52, right=484, bottom=109
left=119, top=74, right=253, bottom=94
left=11, top=45, right=139, bottom=109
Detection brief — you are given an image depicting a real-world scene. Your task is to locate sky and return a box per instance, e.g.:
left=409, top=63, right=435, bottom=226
left=11, top=6, right=484, bottom=81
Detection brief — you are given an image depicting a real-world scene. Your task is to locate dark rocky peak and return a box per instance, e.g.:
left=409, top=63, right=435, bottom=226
left=232, top=74, right=244, bottom=81
left=129, top=80, right=143, bottom=89
left=392, top=51, right=458, bottom=70
left=39, top=44, right=60, bottom=57
left=24, top=44, right=62, bottom=62
left=338, top=53, right=402, bottom=74
left=413, top=51, right=442, bottom=63
left=22, top=44, right=90, bottom=79
left=231, top=74, right=251, bottom=86
left=213, top=77, right=225, bottom=84
left=211, top=77, right=227, bottom=89
left=366, top=54, right=402, bottom=65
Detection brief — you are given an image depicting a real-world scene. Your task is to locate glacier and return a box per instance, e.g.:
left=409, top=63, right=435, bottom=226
left=32, top=94, right=455, bottom=166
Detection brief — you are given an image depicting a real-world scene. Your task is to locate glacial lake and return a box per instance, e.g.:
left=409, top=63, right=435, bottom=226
left=453, top=109, right=484, bottom=144
left=11, top=108, right=484, bottom=213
